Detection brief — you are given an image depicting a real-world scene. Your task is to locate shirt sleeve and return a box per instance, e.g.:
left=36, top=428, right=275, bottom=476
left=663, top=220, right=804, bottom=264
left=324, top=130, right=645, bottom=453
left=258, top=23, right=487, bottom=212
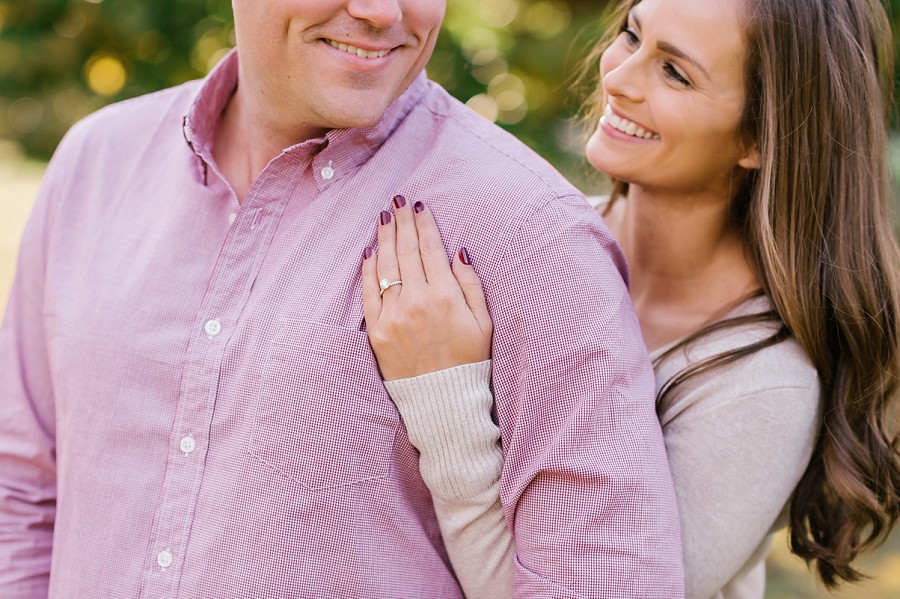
left=384, top=360, right=514, bottom=599
left=486, top=196, right=684, bottom=598
left=660, top=360, right=820, bottom=599
left=0, top=148, right=64, bottom=596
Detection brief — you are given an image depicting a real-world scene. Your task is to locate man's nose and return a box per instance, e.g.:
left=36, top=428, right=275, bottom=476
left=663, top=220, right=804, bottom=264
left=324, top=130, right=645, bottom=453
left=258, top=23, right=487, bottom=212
left=346, top=0, right=403, bottom=28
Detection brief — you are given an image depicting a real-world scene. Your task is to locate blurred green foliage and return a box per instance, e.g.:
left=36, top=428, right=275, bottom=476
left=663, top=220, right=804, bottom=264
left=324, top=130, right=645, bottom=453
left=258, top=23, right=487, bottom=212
left=0, top=0, right=899, bottom=189
left=0, top=0, right=602, bottom=187
left=0, top=0, right=237, bottom=159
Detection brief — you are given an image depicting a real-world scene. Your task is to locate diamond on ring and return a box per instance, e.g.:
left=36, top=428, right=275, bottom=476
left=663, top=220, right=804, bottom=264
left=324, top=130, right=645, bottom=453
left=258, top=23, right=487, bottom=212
left=379, top=278, right=403, bottom=296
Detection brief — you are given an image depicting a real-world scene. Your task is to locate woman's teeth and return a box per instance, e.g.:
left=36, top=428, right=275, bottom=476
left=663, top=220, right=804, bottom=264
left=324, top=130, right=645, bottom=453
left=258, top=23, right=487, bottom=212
left=601, top=105, right=660, bottom=139
left=326, top=39, right=391, bottom=59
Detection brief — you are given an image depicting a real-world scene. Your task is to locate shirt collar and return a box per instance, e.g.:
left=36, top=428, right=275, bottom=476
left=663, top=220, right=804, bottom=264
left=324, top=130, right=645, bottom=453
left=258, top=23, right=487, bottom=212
left=182, top=48, right=240, bottom=163
left=182, top=48, right=431, bottom=180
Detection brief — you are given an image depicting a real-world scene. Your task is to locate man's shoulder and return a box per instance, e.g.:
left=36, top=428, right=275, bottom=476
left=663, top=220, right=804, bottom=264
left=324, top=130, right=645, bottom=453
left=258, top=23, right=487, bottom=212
left=64, top=79, right=201, bottom=152
left=406, top=81, right=582, bottom=205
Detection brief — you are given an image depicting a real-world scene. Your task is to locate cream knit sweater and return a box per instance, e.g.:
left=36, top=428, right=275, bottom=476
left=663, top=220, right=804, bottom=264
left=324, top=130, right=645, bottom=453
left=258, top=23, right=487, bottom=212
left=384, top=297, right=821, bottom=599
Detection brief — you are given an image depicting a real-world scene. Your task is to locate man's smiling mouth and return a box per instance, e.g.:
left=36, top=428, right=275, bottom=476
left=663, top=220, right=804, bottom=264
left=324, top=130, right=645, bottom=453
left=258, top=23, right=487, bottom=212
left=325, top=39, right=393, bottom=59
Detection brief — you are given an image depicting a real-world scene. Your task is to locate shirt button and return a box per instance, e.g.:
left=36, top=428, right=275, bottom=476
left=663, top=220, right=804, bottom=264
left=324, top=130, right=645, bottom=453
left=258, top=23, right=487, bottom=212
left=157, top=549, right=173, bottom=569
left=179, top=435, right=196, bottom=454
left=228, top=212, right=237, bottom=224
left=321, top=163, right=335, bottom=180
left=204, top=319, right=221, bottom=337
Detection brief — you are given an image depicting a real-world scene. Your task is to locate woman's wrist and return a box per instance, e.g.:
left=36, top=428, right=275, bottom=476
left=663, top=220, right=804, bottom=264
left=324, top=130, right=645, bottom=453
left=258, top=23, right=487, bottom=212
left=385, top=360, right=502, bottom=500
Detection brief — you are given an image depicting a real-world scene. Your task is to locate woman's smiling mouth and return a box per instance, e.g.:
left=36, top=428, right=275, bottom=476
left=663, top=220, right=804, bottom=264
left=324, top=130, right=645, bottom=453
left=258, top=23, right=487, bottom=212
left=600, top=105, right=660, bottom=140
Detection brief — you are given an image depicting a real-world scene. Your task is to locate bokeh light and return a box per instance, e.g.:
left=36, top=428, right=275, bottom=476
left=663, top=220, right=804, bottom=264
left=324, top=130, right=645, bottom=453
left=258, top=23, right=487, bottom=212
left=7, top=97, right=43, bottom=135
left=84, top=54, right=127, bottom=96
left=524, top=1, right=572, bottom=39
left=480, top=0, right=519, bottom=28
left=466, top=94, right=500, bottom=123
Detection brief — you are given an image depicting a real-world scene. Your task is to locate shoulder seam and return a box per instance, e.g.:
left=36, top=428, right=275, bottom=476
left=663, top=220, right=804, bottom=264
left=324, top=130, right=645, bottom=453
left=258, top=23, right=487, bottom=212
left=415, top=89, right=575, bottom=202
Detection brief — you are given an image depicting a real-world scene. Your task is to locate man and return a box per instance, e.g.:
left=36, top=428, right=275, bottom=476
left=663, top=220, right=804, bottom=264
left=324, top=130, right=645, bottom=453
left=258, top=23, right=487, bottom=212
left=0, top=1, right=684, bottom=596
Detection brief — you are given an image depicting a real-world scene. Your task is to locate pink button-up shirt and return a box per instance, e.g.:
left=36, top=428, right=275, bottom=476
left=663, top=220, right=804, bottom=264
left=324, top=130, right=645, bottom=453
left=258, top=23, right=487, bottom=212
left=0, top=51, right=683, bottom=597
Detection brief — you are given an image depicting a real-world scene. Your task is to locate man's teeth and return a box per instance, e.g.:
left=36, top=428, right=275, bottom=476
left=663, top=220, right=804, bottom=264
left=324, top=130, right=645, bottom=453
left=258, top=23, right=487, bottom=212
left=601, top=105, right=659, bottom=139
left=326, top=39, right=391, bottom=59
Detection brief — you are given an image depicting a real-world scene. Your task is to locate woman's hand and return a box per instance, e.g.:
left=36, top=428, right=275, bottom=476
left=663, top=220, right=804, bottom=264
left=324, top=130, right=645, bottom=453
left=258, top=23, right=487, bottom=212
left=362, top=195, right=493, bottom=381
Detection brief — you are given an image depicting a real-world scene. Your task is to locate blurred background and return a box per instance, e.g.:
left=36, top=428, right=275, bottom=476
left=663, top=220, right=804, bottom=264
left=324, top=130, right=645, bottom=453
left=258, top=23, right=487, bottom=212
left=1, top=1, right=899, bottom=597
left=0, top=0, right=608, bottom=185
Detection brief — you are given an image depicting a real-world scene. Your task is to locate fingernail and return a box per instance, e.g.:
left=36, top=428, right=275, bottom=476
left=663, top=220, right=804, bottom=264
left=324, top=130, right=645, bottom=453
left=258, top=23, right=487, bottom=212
left=380, top=210, right=392, bottom=225
left=459, top=247, right=471, bottom=265
left=414, top=201, right=425, bottom=213
left=363, top=247, right=373, bottom=260
left=393, top=194, right=407, bottom=209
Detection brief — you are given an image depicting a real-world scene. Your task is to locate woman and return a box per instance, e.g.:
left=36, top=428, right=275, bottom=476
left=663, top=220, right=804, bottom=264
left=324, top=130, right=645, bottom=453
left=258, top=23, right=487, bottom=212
left=361, top=0, right=900, bottom=597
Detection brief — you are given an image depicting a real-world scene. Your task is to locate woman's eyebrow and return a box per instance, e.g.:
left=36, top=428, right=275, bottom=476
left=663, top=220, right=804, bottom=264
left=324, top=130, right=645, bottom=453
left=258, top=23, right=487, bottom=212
left=632, top=10, right=711, bottom=79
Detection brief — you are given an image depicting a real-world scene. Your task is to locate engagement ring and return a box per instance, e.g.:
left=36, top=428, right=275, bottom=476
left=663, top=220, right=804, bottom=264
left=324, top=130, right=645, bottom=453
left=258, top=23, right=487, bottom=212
left=379, top=278, right=403, bottom=296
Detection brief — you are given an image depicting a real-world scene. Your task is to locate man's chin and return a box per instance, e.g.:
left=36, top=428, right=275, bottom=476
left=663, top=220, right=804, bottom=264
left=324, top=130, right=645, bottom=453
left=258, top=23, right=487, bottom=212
left=320, top=105, right=392, bottom=131
left=314, top=84, right=412, bottom=130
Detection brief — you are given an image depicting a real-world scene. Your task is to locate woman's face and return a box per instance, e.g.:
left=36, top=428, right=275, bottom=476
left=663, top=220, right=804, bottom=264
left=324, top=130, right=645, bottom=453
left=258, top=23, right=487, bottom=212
left=585, top=0, right=759, bottom=196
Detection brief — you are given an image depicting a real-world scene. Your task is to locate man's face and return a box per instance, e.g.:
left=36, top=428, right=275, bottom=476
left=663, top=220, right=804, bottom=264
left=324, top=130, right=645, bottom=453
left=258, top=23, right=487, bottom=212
left=232, top=0, right=445, bottom=137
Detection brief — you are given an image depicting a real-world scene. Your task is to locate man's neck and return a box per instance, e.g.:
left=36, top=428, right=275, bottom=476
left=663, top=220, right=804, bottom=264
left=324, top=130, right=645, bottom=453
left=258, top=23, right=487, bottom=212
left=213, top=86, right=326, bottom=204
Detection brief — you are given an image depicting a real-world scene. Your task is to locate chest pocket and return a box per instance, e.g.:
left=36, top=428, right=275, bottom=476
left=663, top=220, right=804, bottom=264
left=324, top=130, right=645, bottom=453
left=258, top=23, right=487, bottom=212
left=250, top=319, right=399, bottom=490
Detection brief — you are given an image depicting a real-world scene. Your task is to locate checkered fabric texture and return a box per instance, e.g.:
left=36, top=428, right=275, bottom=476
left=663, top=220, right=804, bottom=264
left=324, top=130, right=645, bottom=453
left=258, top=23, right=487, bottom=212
left=0, top=50, right=683, bottom=597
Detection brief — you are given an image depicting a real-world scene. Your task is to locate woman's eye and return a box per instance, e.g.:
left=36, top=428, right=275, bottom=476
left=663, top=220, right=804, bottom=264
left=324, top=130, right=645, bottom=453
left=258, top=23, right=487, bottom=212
left=621, top=28, right=639, bottom=48
left=663, top=63, right=690, bottom=87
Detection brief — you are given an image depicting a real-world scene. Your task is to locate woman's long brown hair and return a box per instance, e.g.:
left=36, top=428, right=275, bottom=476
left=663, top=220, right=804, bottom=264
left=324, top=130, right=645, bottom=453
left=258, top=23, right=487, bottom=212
left=579, top=0, right=900, bottom=587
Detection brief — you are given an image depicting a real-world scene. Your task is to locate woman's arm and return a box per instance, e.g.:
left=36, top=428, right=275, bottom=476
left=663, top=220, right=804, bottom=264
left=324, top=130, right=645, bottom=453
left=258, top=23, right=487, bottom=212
left=657, top=339, right=821, bottom=599
left=385, top=362, right=513, bottom=599
left=361, top=196, right=514, bottom=598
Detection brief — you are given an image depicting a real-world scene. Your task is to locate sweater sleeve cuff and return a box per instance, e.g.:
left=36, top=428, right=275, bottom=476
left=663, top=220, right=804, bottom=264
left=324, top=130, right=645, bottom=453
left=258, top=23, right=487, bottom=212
left=384, top=360, right=502, bottom=500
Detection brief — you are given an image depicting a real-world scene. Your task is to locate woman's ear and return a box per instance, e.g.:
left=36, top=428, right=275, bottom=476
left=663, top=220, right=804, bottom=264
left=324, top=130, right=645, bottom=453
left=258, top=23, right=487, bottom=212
left=738, top=142, right=761, bottom=170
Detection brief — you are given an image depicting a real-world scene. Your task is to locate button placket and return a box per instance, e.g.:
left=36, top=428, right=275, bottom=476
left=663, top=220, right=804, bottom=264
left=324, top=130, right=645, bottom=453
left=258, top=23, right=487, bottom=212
left=139, top=160, right=301, bottom=597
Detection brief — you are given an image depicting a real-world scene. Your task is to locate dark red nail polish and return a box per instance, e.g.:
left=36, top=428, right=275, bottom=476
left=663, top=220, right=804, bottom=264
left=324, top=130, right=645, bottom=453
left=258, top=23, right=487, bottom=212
left=380, top=210, right=392, bottom=225
left=414, top=201, right=425, bottom=213
left=393, top=194, right=407, bottom=209
left=364, top=247, right=373, bottom=260
left=459, top=247, right=471, bottom=265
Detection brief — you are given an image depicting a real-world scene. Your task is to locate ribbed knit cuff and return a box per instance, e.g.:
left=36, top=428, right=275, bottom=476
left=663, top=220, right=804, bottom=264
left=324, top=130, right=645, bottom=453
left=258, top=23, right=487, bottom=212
left=384, top=360, right=502, bottom=500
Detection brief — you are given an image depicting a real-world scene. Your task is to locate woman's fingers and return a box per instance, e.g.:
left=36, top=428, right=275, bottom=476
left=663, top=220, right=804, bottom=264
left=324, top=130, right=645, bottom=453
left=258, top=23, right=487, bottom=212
left=361, top=247, right=382, bottom=326
left=362, top=200, right=493, bottom=380
left=413, top=202, right=457, bottom=288
left=375, top=209, right=404, bottom=299
left=453, top=248, right=493, bottom=338
left=392, top=195, right=426, bottom=287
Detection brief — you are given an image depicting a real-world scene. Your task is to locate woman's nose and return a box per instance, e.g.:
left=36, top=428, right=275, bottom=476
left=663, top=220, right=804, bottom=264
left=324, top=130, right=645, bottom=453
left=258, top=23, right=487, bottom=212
left=600, top=48, right=645, bottom=103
